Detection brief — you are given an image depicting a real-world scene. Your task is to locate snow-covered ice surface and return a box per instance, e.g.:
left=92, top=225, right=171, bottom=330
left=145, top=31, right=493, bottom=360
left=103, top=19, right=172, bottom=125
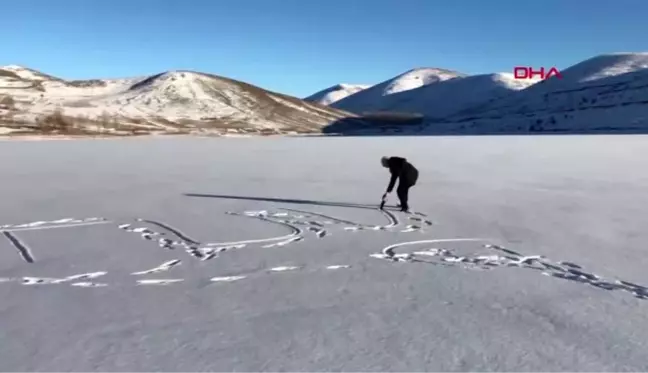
left=1, top=135, right=648, bottom=371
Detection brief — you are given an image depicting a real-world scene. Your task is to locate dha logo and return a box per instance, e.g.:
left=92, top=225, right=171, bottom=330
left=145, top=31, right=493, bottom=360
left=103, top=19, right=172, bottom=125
left=513, top=66, right=562, bottom=80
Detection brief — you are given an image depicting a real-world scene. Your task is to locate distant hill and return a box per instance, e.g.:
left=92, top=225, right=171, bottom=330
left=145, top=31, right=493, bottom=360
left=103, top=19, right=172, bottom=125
left=444, top=53, right=648, bottom=134
left=0, top=66, right=353, bottom=136
left=321, top=53, right=648, bottom=135
left=304, top=84, right=370, bottom=105
left=331, top=68, right=464, bottom=113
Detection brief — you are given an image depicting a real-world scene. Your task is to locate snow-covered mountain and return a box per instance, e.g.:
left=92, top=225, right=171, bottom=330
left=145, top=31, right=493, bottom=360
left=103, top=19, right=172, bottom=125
left=370, top=72, right=539, bottom=120
left=304, top=84, right=369, bottom=105
left=443, top=53, right=648, bottom=133
left=0, top=65, right=63, bottom=82
left=321, top=52, right=648, bottom=135
left=331, top=68, right=464, bottom=113
left=5, top=52, right=647, bottom=137
left=0, top=66, right=352, bottom=135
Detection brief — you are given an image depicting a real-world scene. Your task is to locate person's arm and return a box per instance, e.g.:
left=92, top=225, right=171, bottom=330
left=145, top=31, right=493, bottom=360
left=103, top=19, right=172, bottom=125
left=385, top=157, right=404, bottom=193
left=386, top=172, right=398, bottom=193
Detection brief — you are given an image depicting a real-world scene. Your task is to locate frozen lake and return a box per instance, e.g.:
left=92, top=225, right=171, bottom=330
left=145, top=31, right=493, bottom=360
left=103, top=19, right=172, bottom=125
left=1, top=134, right=648, bottom=371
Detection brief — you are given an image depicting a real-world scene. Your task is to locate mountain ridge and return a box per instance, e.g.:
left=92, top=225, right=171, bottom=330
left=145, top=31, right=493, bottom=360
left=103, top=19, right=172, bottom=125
left=0, top=66, right=353, bottom=136
left=3, top=51, right=648, bottom=137
left=318, top=52, right=648, bottom=135
left=331, top=67, right=464, bottom=113
left=304, top=84, right=370, bottom=105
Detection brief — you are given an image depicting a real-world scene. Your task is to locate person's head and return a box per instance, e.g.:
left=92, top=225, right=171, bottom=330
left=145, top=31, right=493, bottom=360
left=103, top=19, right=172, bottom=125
left=381, top=156, right=390, bottom=168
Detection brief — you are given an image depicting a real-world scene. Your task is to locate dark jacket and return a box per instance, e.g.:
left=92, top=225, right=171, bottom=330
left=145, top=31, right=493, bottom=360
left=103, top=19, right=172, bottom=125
left=386, top=157, right=418, bottom=192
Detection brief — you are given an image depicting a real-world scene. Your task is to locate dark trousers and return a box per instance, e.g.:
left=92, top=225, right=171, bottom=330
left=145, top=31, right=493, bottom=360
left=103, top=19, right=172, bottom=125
left=397, top=169, right=418, bottom=211
left=397, top=182, right=413, bottom=211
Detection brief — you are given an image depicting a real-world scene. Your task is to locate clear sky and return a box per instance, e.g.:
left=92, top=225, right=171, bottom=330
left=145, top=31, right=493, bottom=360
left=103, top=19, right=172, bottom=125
left=2, top=0, right=647, bottom=97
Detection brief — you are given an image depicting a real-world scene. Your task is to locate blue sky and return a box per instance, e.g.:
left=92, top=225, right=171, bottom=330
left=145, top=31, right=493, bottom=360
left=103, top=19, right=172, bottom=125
left=2, top=0, right=647, bottom=97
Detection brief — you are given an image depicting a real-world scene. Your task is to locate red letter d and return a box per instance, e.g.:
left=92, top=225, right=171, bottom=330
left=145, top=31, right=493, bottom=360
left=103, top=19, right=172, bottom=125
left=513, top=67, right=528, bottom=79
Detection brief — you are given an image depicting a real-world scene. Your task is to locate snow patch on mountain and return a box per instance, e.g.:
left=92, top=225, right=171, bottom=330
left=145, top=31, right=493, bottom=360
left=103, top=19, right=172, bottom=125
left=563, top=52, right=648, bottom=83
left=305, top=84, right=370, bottom=105
left=332, top=68, right=464, bottom=113
left=383, top=68, right=462, bottom=95
left=0, top=65, right=60, bottom=82
left=365, top=72, right=539, bottom=119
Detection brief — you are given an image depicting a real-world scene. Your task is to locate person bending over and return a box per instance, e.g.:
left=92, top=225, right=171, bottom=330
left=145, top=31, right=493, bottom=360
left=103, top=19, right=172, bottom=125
left=381, top=156, right=419, bottom=212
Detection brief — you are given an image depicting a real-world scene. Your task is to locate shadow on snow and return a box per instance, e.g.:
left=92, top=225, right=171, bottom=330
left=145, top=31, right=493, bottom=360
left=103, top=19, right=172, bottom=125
left=184, top=193, right=394, bottom=210
left=318, top=116, right=648, bottom=137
